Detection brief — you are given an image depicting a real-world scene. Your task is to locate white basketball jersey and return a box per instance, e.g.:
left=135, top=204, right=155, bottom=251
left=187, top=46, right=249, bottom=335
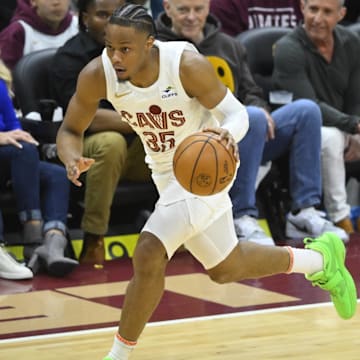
left=101, top=40, right=219, bottom=178
left=19, top=17, right=78, bottom=56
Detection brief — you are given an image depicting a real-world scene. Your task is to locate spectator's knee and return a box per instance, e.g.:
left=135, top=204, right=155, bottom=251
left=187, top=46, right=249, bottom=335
left=18, top=141, right=39, bottom=159
left=246, top=106, right=268, bottom=136
left=293, top=99, right=322, bottom=127
left=321, top=130, right=346, bottom=162
left=40, top=162, right=69, bottom=192
left=88, top=132, right=127, bottom=161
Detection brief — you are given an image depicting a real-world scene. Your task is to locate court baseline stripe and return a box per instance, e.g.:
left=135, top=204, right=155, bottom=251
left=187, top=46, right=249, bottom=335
left=3, top=299, right=359, bottom=344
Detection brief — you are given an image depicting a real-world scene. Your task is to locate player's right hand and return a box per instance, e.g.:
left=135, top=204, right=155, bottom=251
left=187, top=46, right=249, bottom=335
left=66, top=157, right=95, bottom=186
left=203, top=126, right=239, bottom=162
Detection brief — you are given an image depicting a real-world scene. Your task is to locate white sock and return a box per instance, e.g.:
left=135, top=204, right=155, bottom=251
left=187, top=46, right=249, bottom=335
left=285, top=247, right=324, bottom=275
left=107, top=333, right=137, bottom=360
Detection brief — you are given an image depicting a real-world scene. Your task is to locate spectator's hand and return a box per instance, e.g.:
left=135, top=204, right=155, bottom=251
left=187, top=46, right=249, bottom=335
left=202, top=127, right=239, bottom=162
left=344, top=135, right=360, bottom=162
left=0, top=129, right=39, bottom=148
left=65, top=157, right=95, bottom=187
left=262, top=109, right=275, bottom=141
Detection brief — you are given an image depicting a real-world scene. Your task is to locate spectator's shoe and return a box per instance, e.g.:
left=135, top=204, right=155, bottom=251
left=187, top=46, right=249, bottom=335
left=23, top=220, right=42, bottom=244
left=80, top=232, right=105, bottom=265
left=286, top=207, right=349, bottom=243
left=102, top=357, right=112, bottom=360
left=234, top=215, right=275, bottom=246
left=23, top=220, right=43, bottom=262
left=0, top=245, right=33, bottom=280
left=304, top=232, right=357, bottom=319
left=335, top=217, right=355, bottom=235
left=28, top=232, right=79, bottom=277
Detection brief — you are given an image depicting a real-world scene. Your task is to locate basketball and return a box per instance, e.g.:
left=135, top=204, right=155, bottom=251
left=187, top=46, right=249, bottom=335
left=173, top=131, right=237, bottom=196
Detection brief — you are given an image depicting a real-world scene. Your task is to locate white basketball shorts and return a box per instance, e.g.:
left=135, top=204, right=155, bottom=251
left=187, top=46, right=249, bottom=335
left=142, top=194, right=238, bottom=270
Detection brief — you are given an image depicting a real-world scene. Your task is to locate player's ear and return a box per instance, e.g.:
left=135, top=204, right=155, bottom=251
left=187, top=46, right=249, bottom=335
left=146, top=35, right=155, bottom=50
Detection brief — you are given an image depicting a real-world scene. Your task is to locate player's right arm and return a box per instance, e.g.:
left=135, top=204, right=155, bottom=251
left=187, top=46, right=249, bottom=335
left=56, top=57, right=106, bottom=186
left=180, top=50, right=248, bottom=161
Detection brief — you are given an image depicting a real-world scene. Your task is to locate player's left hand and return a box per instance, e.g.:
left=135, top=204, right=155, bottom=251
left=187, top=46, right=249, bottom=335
left=202, top=127, right=239, bottom=162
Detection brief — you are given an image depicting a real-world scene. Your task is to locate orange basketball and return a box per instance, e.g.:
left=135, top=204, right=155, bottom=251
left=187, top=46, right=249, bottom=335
left=173, top=131, right=237, bottom=196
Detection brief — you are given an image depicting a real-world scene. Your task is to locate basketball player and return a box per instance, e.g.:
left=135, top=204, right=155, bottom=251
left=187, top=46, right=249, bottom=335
left=56, top=4, right=357, bottom=359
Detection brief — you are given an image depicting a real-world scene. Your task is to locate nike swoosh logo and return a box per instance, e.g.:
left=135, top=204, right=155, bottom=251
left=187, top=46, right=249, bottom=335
left=115, top=91, right=132, bottom=98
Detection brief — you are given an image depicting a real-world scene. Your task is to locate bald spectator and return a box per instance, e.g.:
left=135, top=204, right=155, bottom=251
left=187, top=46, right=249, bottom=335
left=273, top=0, right=360, bottom=235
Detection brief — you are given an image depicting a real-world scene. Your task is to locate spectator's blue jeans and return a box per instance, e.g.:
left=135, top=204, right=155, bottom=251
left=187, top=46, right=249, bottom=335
left=0, top=141, right=69, bottom=233
left=230, top=99, right=322, bottom=219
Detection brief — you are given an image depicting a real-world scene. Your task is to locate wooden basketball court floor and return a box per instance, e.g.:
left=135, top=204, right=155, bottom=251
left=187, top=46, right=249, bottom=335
left=1, top=234, right=360, bottom=359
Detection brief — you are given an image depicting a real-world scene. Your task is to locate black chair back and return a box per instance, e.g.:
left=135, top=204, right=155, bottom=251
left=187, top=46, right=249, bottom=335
left=236, top=27, right=292, bottom=100
left=12, top=48, right=60, bottom=144
left=13, top=48, right=58, bottom=116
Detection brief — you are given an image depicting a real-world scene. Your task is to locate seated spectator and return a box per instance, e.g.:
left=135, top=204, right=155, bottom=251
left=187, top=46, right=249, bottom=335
left=0, top=209, right=33, bottom=280
left=272, top=0, right=360, bottom=235
left=0, top=58, right=78, bottom=277
left=210, top=0, right=303, bottom=37
left=51, top=0, right=151, bottom=265
left=0, top=0, right=78, bottom=70
left=156, top=0, right=348, bottom=244
left=0, top=0, right=17, bottom=32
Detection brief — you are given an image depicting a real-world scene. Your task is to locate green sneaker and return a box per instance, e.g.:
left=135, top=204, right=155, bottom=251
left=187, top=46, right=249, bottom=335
left=102, top=357, right=112, bottom=360
left=304, top=232, right=357, bottom=319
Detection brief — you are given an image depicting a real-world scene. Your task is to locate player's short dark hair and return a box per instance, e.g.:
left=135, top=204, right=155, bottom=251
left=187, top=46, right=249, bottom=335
left=109, top=3, right=157, bottom=37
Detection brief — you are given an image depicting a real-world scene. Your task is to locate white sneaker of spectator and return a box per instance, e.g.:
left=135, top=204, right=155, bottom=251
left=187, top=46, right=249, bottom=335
left=234, top=215, right=275, bottom=246
left=0, top=245, right=33, bottom=280
left=286, top=207, right=349, bottom=243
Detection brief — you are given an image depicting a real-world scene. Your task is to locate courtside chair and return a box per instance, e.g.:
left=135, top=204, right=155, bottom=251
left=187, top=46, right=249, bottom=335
left=236, top=27, right=292, bottom=105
